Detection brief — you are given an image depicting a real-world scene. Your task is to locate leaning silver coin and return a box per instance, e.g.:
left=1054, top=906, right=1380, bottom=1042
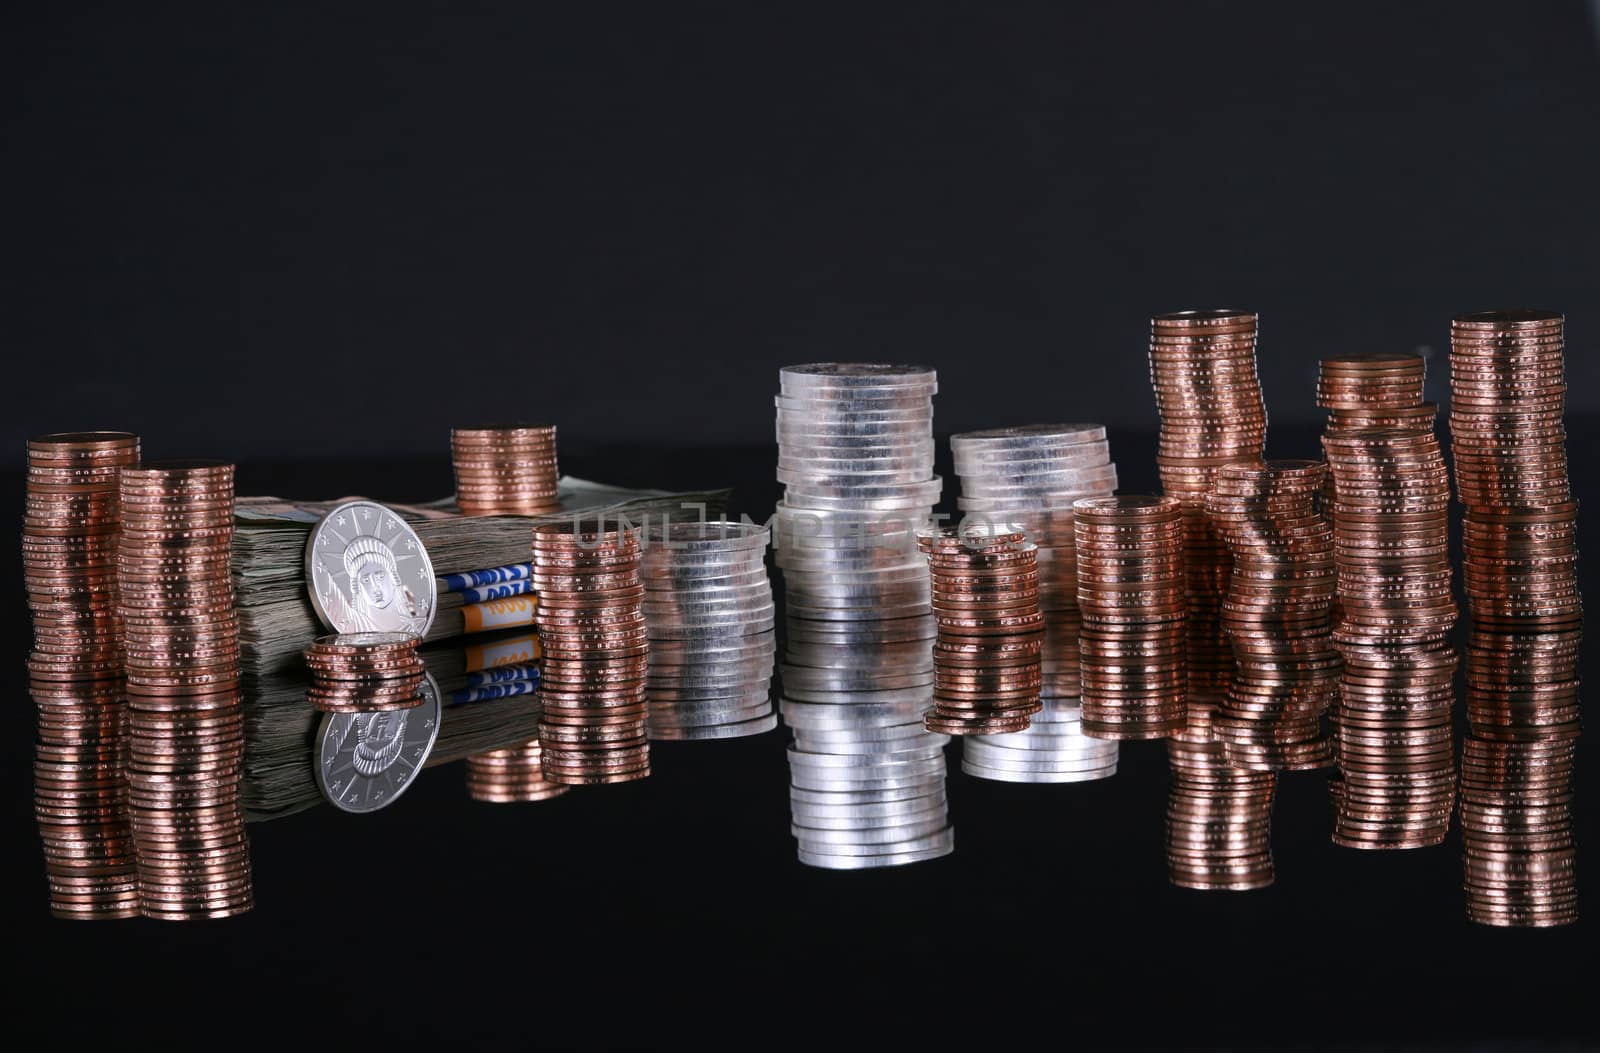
left=305, top=499, right=437, bottom=636
left=314, top=672, right=442, bottom=813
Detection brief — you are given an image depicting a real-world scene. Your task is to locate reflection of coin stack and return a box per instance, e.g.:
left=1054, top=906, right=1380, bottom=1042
left=1450, top=310, right=1579, bottom=926
left=1073, top=496, right=1187, bottom=739
left=640, top=522, right=777, bottom=740
left=781, top=628, right=954, bottom=869
left=465, top=740, right=568, bottom=802
left=773, top=364, right=939, bottom=635
left=25, top=432, right=141, bottom=920
left=1205, top=461, right=1337, bottom=771
left=451, top=424, right=560, bottom=515
left=1166, top=705, right=1277, bottom=890
left=304, top=632, right=425, bottom=712
left=1148, top=310, right=1268, bottom=710
left=919, top=527, right=1044, bottom=734
left=118, top=461, right=253, bottom=919
left=532, top=521, right=651, bottom=785
left=1322, top=403, right=1458, bottom=849
left=951, top=424, right=1118, bottom=699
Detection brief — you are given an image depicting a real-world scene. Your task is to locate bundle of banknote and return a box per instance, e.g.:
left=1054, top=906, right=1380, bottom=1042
left=234, top=477, right=730, bottom=678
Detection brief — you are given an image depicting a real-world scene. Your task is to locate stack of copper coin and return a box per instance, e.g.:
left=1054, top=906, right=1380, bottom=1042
left=465, top=740, right=570, bottom=803
left=452, top=424, right=560, bottom=515
left=919, top=527, right=1044, bottom=735
left=24, top=432, right=142, bottom=919
left=1148, top=310, right=1267, bottom=711
left=1073, top=496, right=1187, bottom=739
left=1322, top=417, right=1458, bottom=849
left=304, top=632, right=426, bottom=712
left=117, top=460, right=252, bottom=919
left=1205, top=460, right=1337, bottom=771
left=531, top=520, right=650, bottom=784
left=1165, top=705, right=1277, bottom=891
left=1450, top=309, right=1579, bottom=926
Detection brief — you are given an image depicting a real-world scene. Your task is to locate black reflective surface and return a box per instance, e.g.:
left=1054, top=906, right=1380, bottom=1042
left=7, top=435, right=1595, bottom=1045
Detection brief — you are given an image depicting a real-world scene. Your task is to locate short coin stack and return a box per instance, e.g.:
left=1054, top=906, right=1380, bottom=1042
left=531, top=521, right=651, bottom=785
left=1165, top=705, right=1278, bottom=891
left=1073, top=496, right=1187, bottom=739
left=959, top=695, right=1119, bottom=783
left=782, top=631, right=954, bottom=869
left=1450, top=309, right=1579, bottom=926
left=920, top=527, right=1044, bottom=734
left=950, top=424, right=1119, bottom=700
left=640, top=522, right=777, bottom=740
left=118, top=460, right=253, bottom=919
left=1205, top=461, right=1337, bottom=771
left=1148, top=310, right=1268, bottom=710
left=304, top=632, right=425, bottom=712
left=26, top=431, right=142, bottom=920
left=773, top=364, right=939, bottom=637
left=452, top=424, right=560, bottom=515
left=1322, top=412, right=1458, bottom=849
left=465, top=740, right=570, bottom=803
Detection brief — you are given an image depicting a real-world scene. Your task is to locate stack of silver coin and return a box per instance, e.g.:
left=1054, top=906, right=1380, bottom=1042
left=950, top=424, right=1120, bottom=783
left=773, top=364, right=940, bottom=628
left=960, top=696, right=1118, bottom=783
left=782, top=629, right=954, bottom=868
left=641, top=522, right=777, bottom=740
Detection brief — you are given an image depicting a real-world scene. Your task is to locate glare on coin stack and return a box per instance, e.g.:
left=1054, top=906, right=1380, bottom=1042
left=640, top=522, right=777, bottom=741
left=773, top=364, right=940, bottom=635
left=1073, top=496, right=1188, bottom=740
left=919, top=527, right=1044, bottom=734
left=1148, top=310, right=1268, bottom=711
left=1165, top=705, right=1277, bottom=891
left=303, top=632, right=426, bottom=713
left=452, top=424, right=560, bottom=516
left=532, top=520, right=651, bottom=785
left=1450, top=309, right=1579, bottom=926
left=118, top=460, right=253, bottom=919
left=781, top=629, right=954, bottom=869
left=1322, top=408, right=1459, bottom=849
left=465, top=740, right=570, bottom=803
left=1205, top=460, right=1337, bottom=771
left=26, top=432, right=142, bottom=920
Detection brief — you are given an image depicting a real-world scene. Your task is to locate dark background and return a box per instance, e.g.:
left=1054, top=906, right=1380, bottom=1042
left=7, top=2, right=1599, bottom=1048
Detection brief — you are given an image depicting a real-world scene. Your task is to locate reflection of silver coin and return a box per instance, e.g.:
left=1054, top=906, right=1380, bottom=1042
left=315, top=673, right=443, bottom=813
left=305, top=500, right=437, bottom=636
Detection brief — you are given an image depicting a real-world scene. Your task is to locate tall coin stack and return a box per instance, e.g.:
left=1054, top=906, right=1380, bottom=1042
left=640, top=522, right=777, bottom=740
left=118, top=460, right=253, bottom=919
left=773, top=364, right=939, bottom=636
left=781, top=629, right=954, bottom=869
left=1148, top=310, right=1268, bottom=711
left=1205, top=460, right=1337, bottom=771
left=1450, top=309, right=1579, bottom=926
left=1165, top=704, right=1278, bottom=891
left=26, top=432, right=141, bottom=920
left=304, top=632, right=426, bottom=712
left=452, top=424, right=560, bottom=515
left=1073, top=496, right=1188, bottom=739
left=1322, top=409, right=1459, bottom=849
left=531, top=521, right=651, bottom=785
left=919, top=527, right=1044, bottom=734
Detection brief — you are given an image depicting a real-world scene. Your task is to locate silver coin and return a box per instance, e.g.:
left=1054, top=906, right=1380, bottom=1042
left=789, top=783, right=942, bottom=805
left=776, top=390, right=935, bottom=409
left=780, top=362, right=937, bottom=383
left=951, top=423, right=1107, bottom=448
left=305, top=500, right=437, bottom=636
left=797, top=841, right=954, bottom=869
left=648, top=703, right=775, bottom=729
left=793, top=817, right=950, bottom=844
left=647, top=712, right=778, bottom=741
left=640, top=565, right=771, bottom=586
left=959, top=760, right=1117, bottom=784
left=649, top=640, right=778, bottom=664
left=648, top=654, right=776, bottom=679
left=782, top=623, right=937, bottom=646
left=789, top=792, right=948, bottom=820
left=781, top=701, right=932, bottom=728
left=314, top=672, right=442, bottom=814
left=789, top=768, right=946, bottom=792
left=786, top=747, right=947, bottom=770
left=781, top=669, right=933, bottom=693
left=796, top=825, right=954, bottom=857
left=642, top=521, right=770, bottom=548
left=959, top=464, right=1118, bottom=489
left=957, top=746, right=1116, bottom=773
left=954, top=445, right=1111, bottom=470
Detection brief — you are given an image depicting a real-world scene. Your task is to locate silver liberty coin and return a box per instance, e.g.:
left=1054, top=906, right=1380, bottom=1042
left=314, top=672, right=443, bottom=813
left=305, top=500, right=438, bottom=636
